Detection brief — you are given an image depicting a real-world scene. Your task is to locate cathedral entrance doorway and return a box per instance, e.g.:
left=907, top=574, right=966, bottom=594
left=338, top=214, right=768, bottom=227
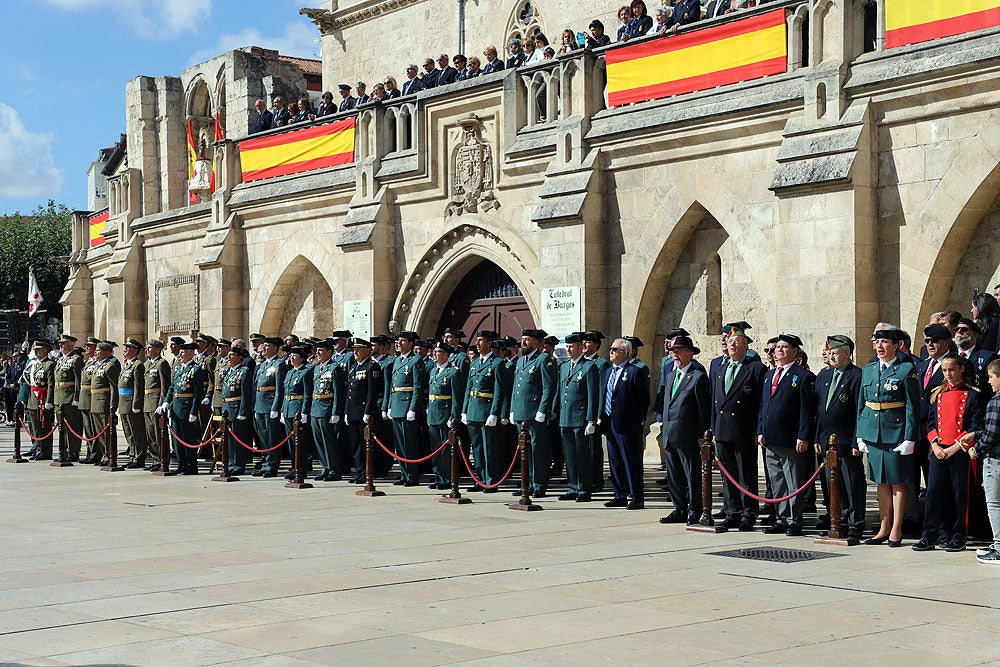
left=436, top=259, right=535, bottom=339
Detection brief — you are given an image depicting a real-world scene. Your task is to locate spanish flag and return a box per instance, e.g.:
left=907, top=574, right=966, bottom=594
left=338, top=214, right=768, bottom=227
left=89, top=210, right=108, bottom=248
left=606, top=9, right=787, bottom=107
left=886, top=0, right=1000, bottom=49
left=239, top=118, right=356, bottom=182
left=210, top=114, right=223, bottom=192
left=186, top=118, right=198, bottom=204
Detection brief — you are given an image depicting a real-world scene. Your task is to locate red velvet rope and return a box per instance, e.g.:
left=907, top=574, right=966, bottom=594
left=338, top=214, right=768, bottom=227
left=62, top=418, right=111, bottom=442
left=227, top=427, right=294, bottom=454
left=456, top=441, right=520, bottom=489
left=167, top=424, right=223, bottom=450
left=372, top=435, right=449, bottom=464
left=20, top=419, right=57, bottom=442
left=716, top=457, right=825, bottom=504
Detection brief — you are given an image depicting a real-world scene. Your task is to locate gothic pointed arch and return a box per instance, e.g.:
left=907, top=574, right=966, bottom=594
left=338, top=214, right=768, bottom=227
left=257, top=255, right=335, bottom=336
left=505, top=0, right=545, bottom=48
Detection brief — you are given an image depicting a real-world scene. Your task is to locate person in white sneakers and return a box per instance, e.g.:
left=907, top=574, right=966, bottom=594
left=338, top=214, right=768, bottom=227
left=960, top=359, right=1000, bottom=563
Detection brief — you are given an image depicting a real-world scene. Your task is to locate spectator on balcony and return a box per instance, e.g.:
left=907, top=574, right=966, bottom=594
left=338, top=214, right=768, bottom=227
left=558, top=29, right=579, bottom=54
left=521, top=36, right=542, bottom=65
left=420, top=57, right=439, bottom=88
left=506, top=38, right=525, bottom=68
left=251, top=99, right=273, bottom=134
left=272, top=97, right=290, bottom=127
left=316, top=91, right=337, bottom=117
left=624, top=0, right=654, bottom=39
left=287, top=99, right=299, bottom=117
left=337, top=84, right=357, bottom=112
left=370, top=82, right=386, bottom=102
left=586, top=20, right=612, bottom=48
left=482, top=46, right=506, bottom=74
left=293, top=97, right=315, bottom=123
left=356, top=82, right=370, bottom=104
left=432, top=54, right=459, bottom=86
left=668, top=0, right=702, bottom=31
left=543, top=46, right=556, bottom=60
left=705, top=0, right=731, bottom=18
left=653, top=6, right=670, bottom=34
left=384, top=75, right=403, bottom=99
left=402, top=65, right=425, bottom=96
left=452, top=55, right=469, bottom=80
left=464, top=56, right=483, bottom=79
left=616, top=5, right=633, bottom=42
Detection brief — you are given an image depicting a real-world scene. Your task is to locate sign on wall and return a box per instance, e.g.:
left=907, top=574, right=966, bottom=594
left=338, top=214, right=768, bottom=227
left=154, top=275, right=199, bottom=333
left=541, top=286, right=581, bottom=339
left=344, top=299, right=372, bottom=339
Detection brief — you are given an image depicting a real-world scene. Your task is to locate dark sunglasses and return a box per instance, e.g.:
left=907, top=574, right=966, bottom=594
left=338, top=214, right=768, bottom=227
left=924, top=337, right=941, bottom=344
left=609, top=347, right=624, bottom=353
left=764, top=348, right=776, bottom=355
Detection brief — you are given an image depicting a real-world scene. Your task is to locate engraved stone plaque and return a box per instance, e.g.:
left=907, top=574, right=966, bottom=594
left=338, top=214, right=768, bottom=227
left=155, top=275, right=199, bottom=333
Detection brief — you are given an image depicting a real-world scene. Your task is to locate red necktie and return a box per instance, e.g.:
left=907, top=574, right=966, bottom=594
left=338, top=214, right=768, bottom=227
left=770, top=366, right=783, bottom=397
left=923, top=360, right=936, bottom=389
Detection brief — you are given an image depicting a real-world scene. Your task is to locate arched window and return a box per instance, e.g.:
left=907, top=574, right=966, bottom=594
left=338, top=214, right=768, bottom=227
left=505, top=1, right=545, bottom=51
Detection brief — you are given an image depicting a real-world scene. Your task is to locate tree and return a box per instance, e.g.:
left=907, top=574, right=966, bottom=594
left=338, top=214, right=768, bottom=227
left=0, top=200, right=72, bottom=322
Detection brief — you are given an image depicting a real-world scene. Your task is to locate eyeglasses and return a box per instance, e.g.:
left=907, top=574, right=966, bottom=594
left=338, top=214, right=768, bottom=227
left=765, top=348, right=776, bottom=355
left=609, top=347, right=624, bottom=353
left=956, top=327, right=971, bottom=333
left=924, top=338, right=941, bottom=344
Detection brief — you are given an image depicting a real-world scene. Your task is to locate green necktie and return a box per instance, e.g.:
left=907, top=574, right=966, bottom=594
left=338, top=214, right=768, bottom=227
left=724, top=361, right=739, bottom=394
left=670, top=370, right=682, bottom=398
left=826, top=368, right=842, bottom=408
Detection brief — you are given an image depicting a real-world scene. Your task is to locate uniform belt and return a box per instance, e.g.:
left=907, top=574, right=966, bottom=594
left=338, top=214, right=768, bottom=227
left=118, top=389, right=134, bottom=396
left=56, top=381, right=75, bottom=387
left=174, top=393, right=194, bottom=398
left=312, top=393, right=334, bottom=399
left=865, top=401, right=905, bottom=411
left=145, top=388, right=160, bottom=394
left=257, top=386, right=276, bottom=391
left=392, top=386, right=414, bottom=393
left=429, top=394, right=452, bottom=401
left=285, top=394, right=304, bottom=400
left=471, top=391, right=494, bottom=399
left=223, top=396, right=242, bottom=403
left=91, top=388, right=110, bottom=394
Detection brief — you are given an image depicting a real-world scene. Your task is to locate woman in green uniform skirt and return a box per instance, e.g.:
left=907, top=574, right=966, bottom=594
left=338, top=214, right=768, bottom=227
left=856, top=329, right=921, bottom=546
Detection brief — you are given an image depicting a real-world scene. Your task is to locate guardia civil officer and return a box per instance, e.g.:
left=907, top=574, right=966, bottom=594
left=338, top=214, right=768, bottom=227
left=160, top=342, right=204, bottom=474
left=252, top=337, right=286, bottom=477
left=345, top=338, right=384, bottom=481
left=556, top=332, right=600, bottom=501
left=310, top=339, right=345, bottom=481
left=462, top=330, right=508, bottom=492
left=281, top=345, right=313, bottom=480
left=220, top=344, right=254, bottom=475
left=384, top=331, right=428, bottom=486
left=509, top=329, right=557, bottom=496
left=582, top=331, right=610, bottom=492
left=427, top=342, right=466, bottom=489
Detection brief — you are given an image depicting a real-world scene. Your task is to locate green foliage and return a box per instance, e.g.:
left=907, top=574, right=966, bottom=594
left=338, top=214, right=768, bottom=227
left=0, top=200, right=72, bottom=319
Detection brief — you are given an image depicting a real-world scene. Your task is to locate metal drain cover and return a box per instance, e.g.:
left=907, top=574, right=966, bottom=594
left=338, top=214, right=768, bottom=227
left=709, top=546, right=846, bottom=563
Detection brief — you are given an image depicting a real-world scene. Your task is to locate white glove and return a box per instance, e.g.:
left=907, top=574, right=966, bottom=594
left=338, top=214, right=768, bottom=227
left=384, top=409, right=390, bottom=420
left=461, top=413, right=468, bottom=424
left=406, top=410, right=416, bottom=422
left=201, top=398, right=210, bottom=405
left=132, top=408, right=141, bottom=414
left=653, top=412, right=662, bottom=422
left=188, top=414, right=197, bottom=423
left=363, top=414, right=371, bottom=424
left=855, top=438, right=867, bottom=453
left=279, top=415, right=286, bottom=424
left=269, top=410, right=279, bottom=419
left=237, top=415, right=246, bottom=421
left=72, top=400, right=78, bottom=407
left=894, top=440, right=916, bottom=456
left=509, top=412, right=515, bottom=423
left=44, top=402, right=53, bottom=410
left=329, top=415, right=340, bottom=424
left=534, top=411, right=546, bottom=423
left=300, top=414, right=308, bottom=424
left=447, top=418, right=456, bottom=428
left=485, top=415, right=498, bottom=427
left=160, top=402, right=169, bottom=413
left=584, top=422, right=596, bottom=436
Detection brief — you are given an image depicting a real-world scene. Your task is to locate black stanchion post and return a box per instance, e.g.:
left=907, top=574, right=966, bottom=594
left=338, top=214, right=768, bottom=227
left=151, top=414, right=176, bottom=477
left=687, top=429, right=726, bottom=533
left=213, top=415, right=239, bottom=482
left=509, top=422, right=542, bottom=511
left=8, top=402, right=27, bottom=464
left=441, top=429, right=471, bottom=505
left=815, top=434, right=858, bottom=546
left=50, top=405, right=72, bottom=467
left=285, top=415, right=313, bottom=489
left=356, top=425, right=385, bottom=497
left=102, top=410, right=124, bottom=472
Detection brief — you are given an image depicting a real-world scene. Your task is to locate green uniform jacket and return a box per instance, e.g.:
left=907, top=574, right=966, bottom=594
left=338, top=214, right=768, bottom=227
left=26, top=358, right=55, bottom=410
left=143, top=356, right=171, bottom=412
left=309, top=360, right=344, bottom=419
left=511, top=350, right=557, bottom=421
left=52, top=352, right=83, bottom=406
left=856, top=358, right=920, bottom=444
left=165, top=361, right=206, bottom=420
left=384, top=353, right=428, bottom=415
left=212, top=358, right=227, bottom=410
left=427, top=363, right=467, bottom=426
left=377, top=354, right=395, bottom=406
left=195, top=352, right=217, bottom=405
left=253, top=356, right=286, bottom=414
left=449, top=351, right=470, bottom=375
left=282, top=364, right=314, bottom=419
left=78, top=356, right=97, bottom=412
left=117, top=357, right=144, bottom=415
left=221, top=362, right=254, bottom=421
left=462, top=353, right=507, bottom=421
left=557, top=358, right=601, bottom=427
left=89, top=358, right=121, bottom=415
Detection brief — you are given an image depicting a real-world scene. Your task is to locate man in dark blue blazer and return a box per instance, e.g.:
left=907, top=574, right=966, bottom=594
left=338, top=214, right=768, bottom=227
left=756, top=333, right=817, bottom=536
left=917, top=324, right=952, bottom=488
left=482, top=46, right=506, bottom=74
left=434, top=54, right=459, bottom=86
left=657, top=336, right=710, bottom=524
left=251, top=99, right=273, bottom=134
left=271, top=97, right=290, bottom=128
left=401, top=65, right=425, bottom=96
left=710, top=326, right=766, bottom=530
left=420, top=58, right=440, bottom=88
left=337, top=84, right=357, bottom=112
left=813, top=335, right=865, bottom=540
left=600, top=338, right=650, bottom=510
left=956, top=317, right=996, bottom=393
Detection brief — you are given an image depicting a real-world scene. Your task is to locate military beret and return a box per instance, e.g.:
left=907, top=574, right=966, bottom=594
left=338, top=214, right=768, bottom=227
left=96, top=341, right=114, bottom=352
left=491, top=339, right=507, bottom=350
left=330, top=330, right=353, bottom=338
left=314, top=339, right=335, bottom=350
left=217, top=338, right=232, bottom=347
left=397, top=331, right=419, bottom=342
left=58, top=334, right=78, bottom=343
left=146, top=339, right=165, bottom=349
left=924, top=324, right=952, bottom=340
left=503, top=336, right=518, bottom=347
left=442, top=328, right=466, bottom=338
left=230, top=346, right=250, bottom=357
left=288, top=345, right=308, bottom=358
left=350, top=337, right=372, bottom=348
left=32, top=340, right=52, bottom=351
left=776, top=333, right=803, bottom=348
left=544, top=335, right=560, bottom=346
left=958, top=317, right=982, bottom=335
left=722, top=321, right=752, bottom=334
left=86, top=337, right=102, bottom=346
left=124, top=337, right=143, bottom=349
left=669, top=336, right=701, bottom=355
left=476, top=330, right=498, bottom=340
left=371, top=334, right=392, bottom=344
left=623, top=336, right=644, bottom=348
left=872, top=329, right=904, bottom=342
left=179, top=342, right=198, bottom=350
left=827, top=335, right=854, bottom=352
left=263, top=337, right=283, bottom=346
left=521, top=329, right=547, bottom=340
left=435, top=342, right=455, bottom=354
left=583, top=330, right=606, bottom=341
left=196, top=333, right=217, bottom=345
left=663, top=328, right=690, bottom=339
left=169, top=336, right=186, bottom=345
left=565, top=333, right=584, bottom=344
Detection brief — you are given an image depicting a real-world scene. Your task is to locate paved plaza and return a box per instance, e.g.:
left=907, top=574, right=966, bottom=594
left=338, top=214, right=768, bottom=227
left=0, top=425, right=998, bottom=666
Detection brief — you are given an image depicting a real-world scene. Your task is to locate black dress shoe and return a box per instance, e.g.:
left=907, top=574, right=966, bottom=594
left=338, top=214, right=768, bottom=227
left=721, top=518, right=742, bottom=529
left=785, top=525, right=803, bottom=537
left=392, top=479, right=405, bottom=486
left=659, top=511, right=686, bottom=523
left=575, top=493, right=592, bottom=502
left=559, top=492, right=579, bottom=501
left=181, top=468, right=199, bottom=475
left=712, top=510, right=726, bottom=519
left=403, top=481, right=419, bottom=487
left=482, top=488, right=497, bottom=494
left=261, top=471, right=277, bottom=478
left=467, top=486, right=483, bottom=492
left=912, top=537, right=935, bottom=551
left=604, top=498, right=628, bottom=508
left=93, top=460, right=106, bottom=466
left=816, top=516, right=831, bottom=531
left=80, top=458, right=95, bottom=464
left=762, top=523, right=789, bottom=534
left=626, top=501, right=644, bottom=510
left=533, top=491, right=547, bottom=498
left=887, top=539, right=903, bottom=548
left=738, top=520, right=755, bottom=532
left=230, top=468, right=246, bottom=476
left=944, top=537, right=966, bottom=552
left=251, top=469, right=264, bottom=477
left=759, top=514, right=776, bottom=526
left=511, top=490, right=525, bottom=496
left=327, top=474, right=342, bottom=481
left=864, top=535, right=889, bottom=545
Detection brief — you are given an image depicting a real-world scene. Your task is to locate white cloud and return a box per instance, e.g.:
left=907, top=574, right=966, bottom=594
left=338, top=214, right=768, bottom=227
left=0, top=103, right=63, bottom=198
left=44, top=0, right=210, bottom=39
left=188, top=22, right=319, bottom=65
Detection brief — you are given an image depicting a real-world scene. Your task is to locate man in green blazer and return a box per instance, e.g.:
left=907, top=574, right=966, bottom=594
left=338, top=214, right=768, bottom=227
left=53, top=335, right=83, bottom=461
left=461, top=330, right=509, bottom=492
left=384, top=331, right=428, bottom=486
left=427, top=342, right=467, bottom=489
left=510, top=328, right=557, bottom=497
left=161, top=342, right=206, bottom=475
left=142, top=339, right=171, bottom=470
left=556, top=332, right=601, bottom=501
left=89, top=341, right=121, bottom=466
left=118, top=338, right=146, bottom=467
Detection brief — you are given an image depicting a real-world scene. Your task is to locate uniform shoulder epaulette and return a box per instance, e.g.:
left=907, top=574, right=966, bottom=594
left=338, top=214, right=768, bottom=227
left=969, top=384, right=982, bottom=393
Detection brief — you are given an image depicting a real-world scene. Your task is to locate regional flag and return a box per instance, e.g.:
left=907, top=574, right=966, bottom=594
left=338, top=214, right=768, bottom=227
left=27, top=268, right=42, bottom=317
left=239, top=117, right=356, bottom=182
left=187, top=118, right=198, bottom=204
left=89, top=210, right=108, bottom=248
left=606, top=9, right=787, bottom=107
left=886, top=0, right=1000, bottom=49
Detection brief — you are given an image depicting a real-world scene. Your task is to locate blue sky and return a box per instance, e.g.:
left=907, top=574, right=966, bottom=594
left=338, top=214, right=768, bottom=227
left=0, top=0, right=319, bottom=216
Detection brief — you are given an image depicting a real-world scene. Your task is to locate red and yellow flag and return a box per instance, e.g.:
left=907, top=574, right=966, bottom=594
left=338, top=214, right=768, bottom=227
left=886, top=0, right=1000, bottom=49
left=89, top=210, right=108, bottom=248
left=606, top=9, right=787, bottom=107
left=186, top=118, right=198, bottom=204
left=239, top=118, right=356, bottom=182
left=210, top=114, right=223, bottom=192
